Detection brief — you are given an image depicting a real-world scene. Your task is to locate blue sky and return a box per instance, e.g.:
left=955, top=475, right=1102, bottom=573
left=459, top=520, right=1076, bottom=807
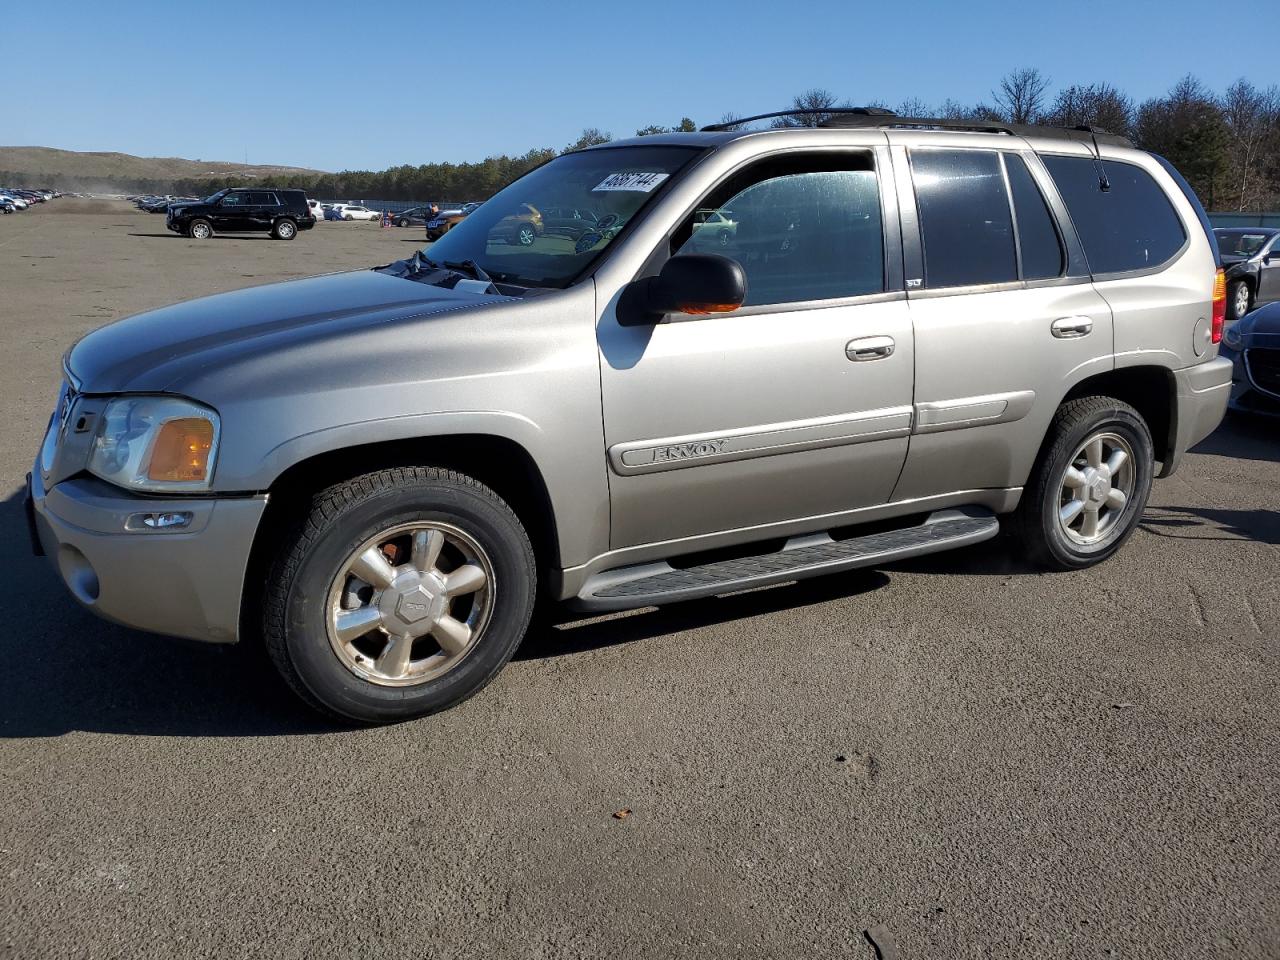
left=3, top=0, right=1275, bottom=173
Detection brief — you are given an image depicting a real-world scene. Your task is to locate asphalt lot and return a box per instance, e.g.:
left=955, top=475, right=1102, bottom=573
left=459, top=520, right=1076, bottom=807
left=1, top=199, right=1278, bottom=959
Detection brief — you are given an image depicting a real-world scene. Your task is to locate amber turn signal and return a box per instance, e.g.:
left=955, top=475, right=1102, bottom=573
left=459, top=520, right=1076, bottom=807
left=148, top=417, right=215, bottom=482
left=678, top=301, right=741, bottom=315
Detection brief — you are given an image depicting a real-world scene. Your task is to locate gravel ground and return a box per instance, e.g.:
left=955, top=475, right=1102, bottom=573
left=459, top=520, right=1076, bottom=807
left=1, top=199, right=1277, bottom=959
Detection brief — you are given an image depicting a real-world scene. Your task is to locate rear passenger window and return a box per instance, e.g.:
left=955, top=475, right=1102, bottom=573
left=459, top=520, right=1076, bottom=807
left=911, top=150, right=1017, bottom=288
left=1042, top=155, right=1186, bottom=275
left=673, top=153, right=885, bottom=306
left=1004, top=154, right=1064, bottom=280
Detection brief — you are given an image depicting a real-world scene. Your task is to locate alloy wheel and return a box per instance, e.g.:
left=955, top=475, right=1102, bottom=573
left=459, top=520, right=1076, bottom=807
left=1057, top=431, right=1135, bottom=545
left=325, top=521, right=494, bottom=686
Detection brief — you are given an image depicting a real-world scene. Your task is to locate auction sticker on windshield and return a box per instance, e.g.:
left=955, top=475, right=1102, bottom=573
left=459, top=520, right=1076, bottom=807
left=593, top=172, right=670, bottom=192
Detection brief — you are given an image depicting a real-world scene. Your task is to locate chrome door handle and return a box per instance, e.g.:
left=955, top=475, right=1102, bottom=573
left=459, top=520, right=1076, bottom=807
left=846, top=335, right=895, bottom=361
left=1051, top=316, right=1093, bottom=339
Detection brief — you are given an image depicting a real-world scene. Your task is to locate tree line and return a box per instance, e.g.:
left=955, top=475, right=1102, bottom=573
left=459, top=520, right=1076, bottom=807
left=7, top=73, right=1278, bottom=212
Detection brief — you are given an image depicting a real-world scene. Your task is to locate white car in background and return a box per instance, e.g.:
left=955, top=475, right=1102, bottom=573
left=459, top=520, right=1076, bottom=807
left=0, top=193, right=29, bottom=210
left=307, top=199, right=325, bottom=220
left=336, top=204, right=380, bottom=222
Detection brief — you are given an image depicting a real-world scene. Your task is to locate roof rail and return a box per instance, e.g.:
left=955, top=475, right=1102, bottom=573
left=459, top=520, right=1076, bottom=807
left=700, top=107, right=897, bottom=132
left=819, top=114, right=1133, bottom=147
left=702, top=109, right=1132, bottom=147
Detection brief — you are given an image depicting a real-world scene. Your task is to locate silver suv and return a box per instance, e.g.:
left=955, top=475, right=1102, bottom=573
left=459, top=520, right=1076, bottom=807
left=27, top=111, right=1233, bottom=723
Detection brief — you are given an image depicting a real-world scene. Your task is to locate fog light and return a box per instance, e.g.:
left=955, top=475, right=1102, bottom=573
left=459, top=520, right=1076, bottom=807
left=127, top=511, right=193, bottom=531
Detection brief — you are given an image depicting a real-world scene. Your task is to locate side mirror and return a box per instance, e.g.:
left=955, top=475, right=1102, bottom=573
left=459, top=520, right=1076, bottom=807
left=617, top=254, right=747, bottom=326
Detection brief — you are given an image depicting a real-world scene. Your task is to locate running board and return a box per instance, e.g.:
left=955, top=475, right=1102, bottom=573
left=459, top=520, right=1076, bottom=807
left=574, top=509, right=1000, bottom=612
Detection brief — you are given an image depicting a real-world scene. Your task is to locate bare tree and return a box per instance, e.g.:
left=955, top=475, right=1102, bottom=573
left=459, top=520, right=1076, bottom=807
left=717, top=111, right=747, bottom=131
left=771, top=89, right=849, bottom=127
left=1221, top=79, right=1280, bottom=210
left=1043, top=83, right=1134, bottom=136
left=992, top=67, right=1050, bottom=124
left=896, top=97, right=932, bottom=118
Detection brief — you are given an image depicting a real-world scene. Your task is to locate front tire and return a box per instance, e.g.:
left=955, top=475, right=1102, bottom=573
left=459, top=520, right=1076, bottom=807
left=397, top=218, right=409, bottom=228
left=272, top=218, right=297, bottom=240
left=187, top=219, right=213, bottom=240
left=1228, top=279, right=1253, bottom=320
left=1015, top=397, right=1153, bottom=570
left=343, top=214, right=353, bottom=221
left=263, top=467, right=536, bottom=723
left=514, top=223, right=536, bottom=246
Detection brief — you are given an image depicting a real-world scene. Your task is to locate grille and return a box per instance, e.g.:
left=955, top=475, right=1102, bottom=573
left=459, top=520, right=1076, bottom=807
left=1246, top=348, right=1280, bottom=399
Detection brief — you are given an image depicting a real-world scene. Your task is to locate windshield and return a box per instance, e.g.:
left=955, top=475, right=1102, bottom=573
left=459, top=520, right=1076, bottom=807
left=1215, top=230, right=1271, bottom=257
left=422, top=145, right=702, bottom=288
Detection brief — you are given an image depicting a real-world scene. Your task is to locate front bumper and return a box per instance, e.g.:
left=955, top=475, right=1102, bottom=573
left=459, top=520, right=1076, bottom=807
left=27, top=467, right=267, bottom=644
left=1159, top=356, right=1233, bottom=477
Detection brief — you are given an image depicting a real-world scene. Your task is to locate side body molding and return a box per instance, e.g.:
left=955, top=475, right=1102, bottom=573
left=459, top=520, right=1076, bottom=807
left=912, top=390, right=1036, bottom=435
left=607, top=406, right=914, bottom=476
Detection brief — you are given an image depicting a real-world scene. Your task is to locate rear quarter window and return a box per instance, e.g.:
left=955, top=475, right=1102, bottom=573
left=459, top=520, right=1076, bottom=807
left=1041, top=155, right=1186, bottom=275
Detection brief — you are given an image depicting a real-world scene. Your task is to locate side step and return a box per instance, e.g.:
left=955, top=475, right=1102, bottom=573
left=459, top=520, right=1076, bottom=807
left=575, top=509, right=1000, bottom=612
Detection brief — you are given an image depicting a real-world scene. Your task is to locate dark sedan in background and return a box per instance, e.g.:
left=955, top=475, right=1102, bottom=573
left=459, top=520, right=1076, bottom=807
left=1215, top=227, right=1280, bottom=320
left=1222, top=300, right=1280, bottom=416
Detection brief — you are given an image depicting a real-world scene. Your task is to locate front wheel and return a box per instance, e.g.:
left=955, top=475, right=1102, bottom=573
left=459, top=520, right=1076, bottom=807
left=1015, top=396, right=1153, bottom=570
left=1228, top=279, right=1253, bottom=321
left=263, top=467, right=537, bottom=723
left=343, top=214, right=353, bottom=221
left=187, top=219, right=213, bottom=240
left=514, top=223, right=536, bottom=246
left=397, top=218, right=409, bottom=228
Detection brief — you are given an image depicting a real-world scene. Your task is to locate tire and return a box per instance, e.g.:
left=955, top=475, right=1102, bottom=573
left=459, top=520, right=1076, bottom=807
left=187, top=219, right=213, bottom=240
left=514, top=223, right=536, bottom=246
left=343, top=214, right=353, bottom=221
left=1228, top=279, right=1253, bottom=321
left=263, top=467, right=537, bottom=724
left=397, top=218, right=409, bottom=228
left=1014, top=396, right=1154, bottom=571
left=272, top=218, right=297, bottom=240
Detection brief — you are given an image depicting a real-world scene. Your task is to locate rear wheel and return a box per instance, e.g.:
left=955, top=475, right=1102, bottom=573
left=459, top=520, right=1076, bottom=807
left=187, top=219, right=213, bottom=240
left=263, top=467, right=537, bottom=723
left=1228, top=279, right=1253, bottom=320
left=1015, top=396, right=1153, bottom=570
left=272, top=218, right=297, bottom=240
left=514, top=223, right=536, bottom=246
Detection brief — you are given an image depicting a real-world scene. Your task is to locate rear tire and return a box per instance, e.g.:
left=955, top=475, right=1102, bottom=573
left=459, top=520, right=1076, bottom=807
left=514, top=223, right=536, bottom=246
left=262, top=467, right=537, bottom=724
left=1014, top=396, right=1153, bottom=570
left=1228, top=279, right=1253, bottom=320
left=272, top=219, right=297, bottom=240
left=187, top=219, right=213, bottom=240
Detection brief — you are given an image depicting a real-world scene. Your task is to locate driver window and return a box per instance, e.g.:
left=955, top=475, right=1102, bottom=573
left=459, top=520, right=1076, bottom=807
left=220, top=194, right=243, bottom=206
left=672, top=153, right=885, bottom=307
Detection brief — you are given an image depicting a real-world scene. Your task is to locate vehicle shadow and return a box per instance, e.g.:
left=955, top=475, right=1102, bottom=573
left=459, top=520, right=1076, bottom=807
left=1192, top=412, right=1279, bottom=464
left=1140, top=505, right=1280, bottom=544
left=0, top=488, right=346, bottom=738
left=0, top=485, right=893, bottom=738
left=125, top=233, right=273, bottom=241
left=518, top=570, right=891, bottom=661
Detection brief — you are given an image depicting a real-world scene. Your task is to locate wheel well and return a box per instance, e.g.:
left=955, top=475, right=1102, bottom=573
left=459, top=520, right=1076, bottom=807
left=1062, top=366, right=1175, bottom=464
left=240, top=436, right=560, bottom=640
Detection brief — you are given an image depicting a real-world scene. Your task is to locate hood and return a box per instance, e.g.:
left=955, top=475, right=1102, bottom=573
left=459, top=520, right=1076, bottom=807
left=67, top=270, right=513, bottom=394
left=1227, top=301, right=1280, bottom=348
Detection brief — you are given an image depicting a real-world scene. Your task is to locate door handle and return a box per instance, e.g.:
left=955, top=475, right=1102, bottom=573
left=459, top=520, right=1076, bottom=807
left=846, top=335, right=895, bottom=361
left=1051, top=316, right=1093, bottom=339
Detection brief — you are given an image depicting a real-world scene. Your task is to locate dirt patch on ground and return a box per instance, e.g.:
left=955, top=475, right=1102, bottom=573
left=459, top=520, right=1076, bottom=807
left=38, top=199, right=129, bottom=215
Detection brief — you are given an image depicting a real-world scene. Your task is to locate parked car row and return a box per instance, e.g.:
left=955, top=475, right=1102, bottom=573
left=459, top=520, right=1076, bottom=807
left=1, top=187, right=58, bottom=212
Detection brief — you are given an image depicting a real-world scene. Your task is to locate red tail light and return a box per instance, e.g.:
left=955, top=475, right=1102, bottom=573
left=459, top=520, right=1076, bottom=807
left=1211, top=268, right=1226, bottom=344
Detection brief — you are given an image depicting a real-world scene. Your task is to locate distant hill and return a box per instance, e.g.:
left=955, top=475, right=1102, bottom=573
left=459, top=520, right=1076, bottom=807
left=0, top=145, right=326, bottom=183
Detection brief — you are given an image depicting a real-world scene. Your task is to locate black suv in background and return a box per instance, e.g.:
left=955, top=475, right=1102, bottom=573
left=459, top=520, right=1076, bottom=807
left=167, top=188, right=317, bottom=240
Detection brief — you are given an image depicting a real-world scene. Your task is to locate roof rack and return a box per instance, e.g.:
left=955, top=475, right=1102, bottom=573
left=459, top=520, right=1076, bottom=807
left=700, top=107, right=896, bottom=131
left=702, top=108, right=1132, bottom=147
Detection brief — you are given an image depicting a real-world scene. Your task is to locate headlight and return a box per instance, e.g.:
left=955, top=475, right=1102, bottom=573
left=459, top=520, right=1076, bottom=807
left=87, top=396, right=220, bottom=492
